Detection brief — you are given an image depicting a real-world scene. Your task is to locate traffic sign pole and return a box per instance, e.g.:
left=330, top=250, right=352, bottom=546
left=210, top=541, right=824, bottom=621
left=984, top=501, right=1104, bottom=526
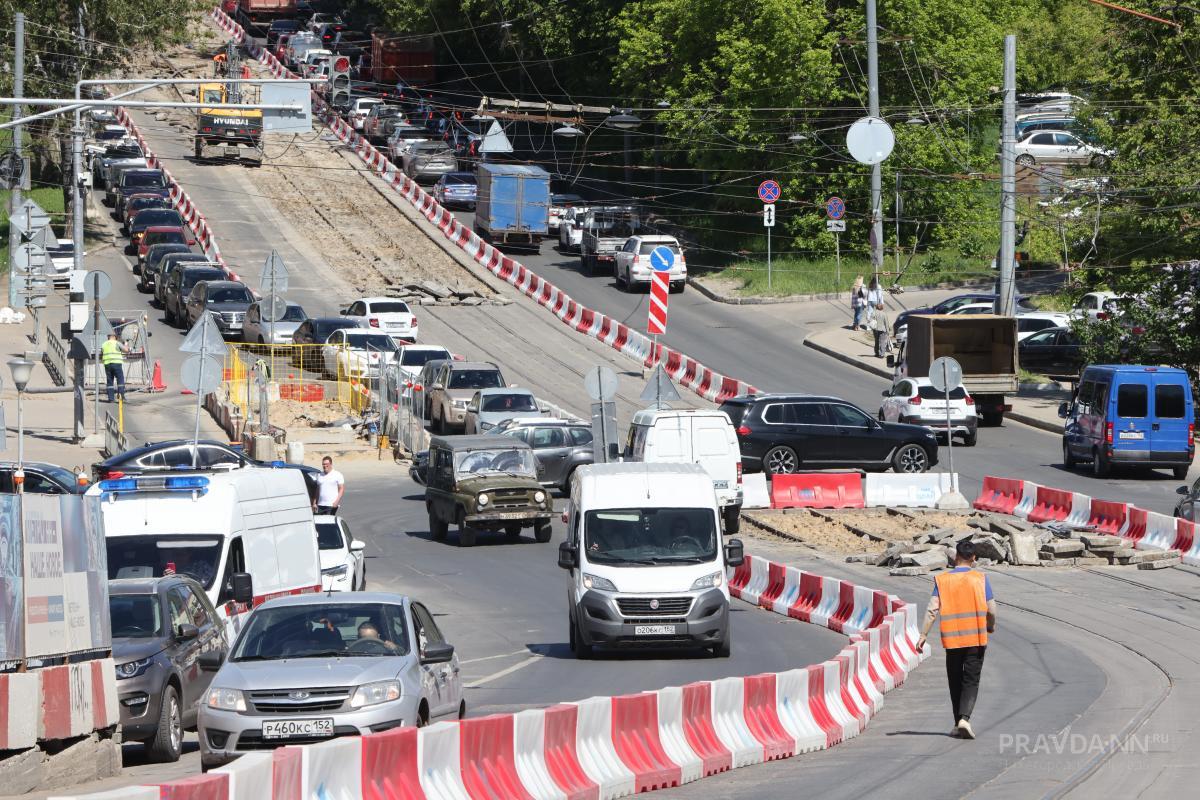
left=758, top=181, right=781, bottom=291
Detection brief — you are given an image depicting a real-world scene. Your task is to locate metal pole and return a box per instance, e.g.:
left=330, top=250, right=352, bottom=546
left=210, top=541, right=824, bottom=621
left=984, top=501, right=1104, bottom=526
left=835, top=233, right=842, bottom=287
left=866, top=0, right=884, bottom=287
left=623, top=129, right=632, bottom=187
left=192, top=318, right=208, bottom=469
left=943, top=361, right=954, bottom=478
left=7, top=13, right=25, bottom=309
left=894, top=172, right=901, bottom=278
left=91, top=274, right=100, bottom=434
left=997, top=35, right=1017, bottom=317
left=16, top=389, right=24, bottom=474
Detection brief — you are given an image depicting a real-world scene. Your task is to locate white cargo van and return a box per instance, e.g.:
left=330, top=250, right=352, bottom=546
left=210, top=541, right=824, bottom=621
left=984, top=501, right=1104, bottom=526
left=91, top=467, right=321, bottom=637
left=557, top=463, right=744, bottom=658
left=624, top=409, right=743, bottom=532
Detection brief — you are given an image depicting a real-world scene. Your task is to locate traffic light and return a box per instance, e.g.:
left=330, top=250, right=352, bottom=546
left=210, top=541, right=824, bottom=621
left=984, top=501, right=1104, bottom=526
left=329, top=55, right=352, bottom=109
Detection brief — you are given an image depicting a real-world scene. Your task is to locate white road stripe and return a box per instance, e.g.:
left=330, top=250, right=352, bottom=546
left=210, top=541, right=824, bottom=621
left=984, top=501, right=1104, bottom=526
left=459, top=649, right=530, bottom=666
left=463, top=654, right=543, bottom=689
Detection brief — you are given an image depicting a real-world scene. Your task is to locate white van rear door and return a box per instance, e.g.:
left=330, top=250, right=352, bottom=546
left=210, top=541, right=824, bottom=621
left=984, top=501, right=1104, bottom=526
left=645, top=415, right=689, bottom=462
left=691, top=416, right=738, bottom=501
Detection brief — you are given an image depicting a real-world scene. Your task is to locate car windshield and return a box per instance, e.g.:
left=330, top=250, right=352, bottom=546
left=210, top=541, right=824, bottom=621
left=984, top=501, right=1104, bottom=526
left=414, top=143, right=446, bottom=153
left=449, top=369, right=502, bottom=389
left=208, top=286, right=252, bottom=303
left=231, top=602, right=410, bottom=661
left=401, top=348, right=450, bottom=366
left=134, top=210, right=182, bottom=227
left=375, top=106, right=402, bottom=118
left=481, top=393, right=537, bottom=412
left=106, top=535, right=224, bottom=590
left=109, top=594, right=163, bottom=639
left=453, top=447, right=537, bottom=477
left=182, top=270, right=224, bottom=291
left=315, top=520, right=344, bottom=550
left=96, top=128, right=125, bottom=140
left=131, top=198, right=169, bottom=212
left=315, top=320, right=352, bottom=339
left=584, top=508, right=718, bottom=565
left=639, top=241, right=681, bottom=255
left=345, top=333, right=399, bottom=351
left=368, top=302, right=410, bottom=313
left=282, top=304, right=307, bottom=321
left=146, top=231, right=186, bottom=246
left=125, top=172, right=165, bottom=188
left=445, top=174, right=476, bottom=185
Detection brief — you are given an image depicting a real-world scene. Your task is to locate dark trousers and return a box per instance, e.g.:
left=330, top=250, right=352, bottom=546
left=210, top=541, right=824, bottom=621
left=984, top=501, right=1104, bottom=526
left=104, top=363, right=126, bottom=402
left=316, top=505, right=338, bottom=516
left=945, top=645, right=986, bottom=723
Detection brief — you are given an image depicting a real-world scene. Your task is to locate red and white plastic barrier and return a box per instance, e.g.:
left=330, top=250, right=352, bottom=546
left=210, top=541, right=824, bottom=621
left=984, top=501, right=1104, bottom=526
left=207, top=7, right=756, bottom=404
left=2, top=658, right=119, bottom=751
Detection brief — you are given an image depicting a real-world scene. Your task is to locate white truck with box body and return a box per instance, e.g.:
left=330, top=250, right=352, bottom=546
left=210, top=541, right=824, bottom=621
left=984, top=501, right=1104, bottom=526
left=557, top=463, right=744, bottom=658
left=624, top=408, right=744, bottom=533
left=91, top=467, right=321, bottom=638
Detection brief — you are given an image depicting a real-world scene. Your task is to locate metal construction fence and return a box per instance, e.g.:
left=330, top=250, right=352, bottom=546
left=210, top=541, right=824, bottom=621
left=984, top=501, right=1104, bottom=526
left=220, top=342, right=384, bottom=420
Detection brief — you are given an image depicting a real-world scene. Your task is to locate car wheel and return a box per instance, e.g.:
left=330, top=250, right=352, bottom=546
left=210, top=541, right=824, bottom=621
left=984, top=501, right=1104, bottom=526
left=417, top=702, right=430, bottom=728
left=1092, top=449, right=1110, bottom=478
left=712, top=627, right=731, bottom=658
left=429, top=511, right=448, bottom=542
left=457, top=509, right=476, bottom=547
left=893, top=444, right=930, bottom=473
left=534, top=519, right=553, bottom=543
left=560, top=468, right=576, bottom=495
left=723, top=505, right=741, bottom=534
left=504, top=523, right=522, bottom=541
left=458, top=700, right=467, bottom=720
left=1091, top=154, right=1109, bottom=170
left=981, top=410, right=1004, bottom=427
left=145, top=684, right=182, bottom=763
left=763, top=446, right=799, bottom=476
left=1062, top=440, right=1076, bottom=468
left=1016, top=154, right=1035, bottom=166
left=1172, top=465, right=1189, bottom=480
left=963, top=430, right=978, bottom=447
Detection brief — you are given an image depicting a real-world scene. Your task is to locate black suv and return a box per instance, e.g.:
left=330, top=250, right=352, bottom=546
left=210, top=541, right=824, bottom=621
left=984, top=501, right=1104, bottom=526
left=719, top=394, right=939, bottom=474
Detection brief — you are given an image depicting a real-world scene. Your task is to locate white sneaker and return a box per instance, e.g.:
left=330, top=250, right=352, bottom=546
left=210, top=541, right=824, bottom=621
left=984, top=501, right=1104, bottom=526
left=956, top=719, right=975, bottom=739
left=949, top=726, right=962, bottom=738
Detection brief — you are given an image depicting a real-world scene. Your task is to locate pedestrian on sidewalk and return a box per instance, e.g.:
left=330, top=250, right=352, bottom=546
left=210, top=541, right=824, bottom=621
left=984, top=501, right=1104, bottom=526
left=100, top=331, right=129, bottom=403
left=917, top=540, right=997, bottom=740
left=850, top=276, right=867, bottom=330
left=867, top=302, right=890, bottom=358
left=314, top=456, right=345, bottom=515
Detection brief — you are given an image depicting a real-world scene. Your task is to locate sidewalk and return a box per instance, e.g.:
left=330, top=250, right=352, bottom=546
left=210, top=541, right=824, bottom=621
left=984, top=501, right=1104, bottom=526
left=802, top=325, right=1068, bottom=434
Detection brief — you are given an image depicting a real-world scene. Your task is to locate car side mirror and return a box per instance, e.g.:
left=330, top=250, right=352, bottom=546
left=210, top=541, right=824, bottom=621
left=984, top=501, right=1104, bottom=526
left=1057, top=402, right=1070, bottom=418
left=198, top=649, right=225, bottom=671
left=421, top=641, right=455, bottom=664
left=724, top=538, right=745, bottom=568
left=885, top=355, right=895, bottom=368
left=350, top=539, right=366, bottom=552
left=557, top=542, right=578, bottom=570
left=1179, top=485, right=1190, bottom=496
left=881, top=389, right=890, bottom=397
left=176, top=623, right=199, bottom=641
left=231, top=572, right=254, bottom=605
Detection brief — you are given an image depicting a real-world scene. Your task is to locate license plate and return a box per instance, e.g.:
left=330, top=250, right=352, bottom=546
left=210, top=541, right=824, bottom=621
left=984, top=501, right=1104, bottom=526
left=635, top=625, right=676, bottom=636
left=713, top=480, right=729, bottom=489
left=225, top=147, right=241, bottom=156
left=261, top=718, right=334, bottom=739
left=1119, top=431, right=1144, bottom=440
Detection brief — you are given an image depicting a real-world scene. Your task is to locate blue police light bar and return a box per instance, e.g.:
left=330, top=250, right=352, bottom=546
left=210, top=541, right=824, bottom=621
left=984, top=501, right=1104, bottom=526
left=270, top=461, right=286, bottom=468
left=98, top=478, right=137, bottom=492
left=98, top=475, right=210, bottom=497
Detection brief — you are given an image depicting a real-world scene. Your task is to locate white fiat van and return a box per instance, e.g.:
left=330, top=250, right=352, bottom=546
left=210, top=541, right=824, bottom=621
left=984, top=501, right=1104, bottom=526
left=557, top=463, right=744, bottom=658
left=624, top=408, right=743, bottom=532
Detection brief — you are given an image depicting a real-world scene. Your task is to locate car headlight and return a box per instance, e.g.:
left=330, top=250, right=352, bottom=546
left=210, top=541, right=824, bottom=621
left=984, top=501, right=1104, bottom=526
left=115, top=657, right=153, bottom=680
left=453, top=399, right=469, bottom=408
left=479, top=421, right=494, bottom=431
left=533, top=490, right=546, bottom=504
left=205, top=687, right=246, bottom=712
left=321, top=564, right=348, bottom=577
left=477, top=493, right=490, bottom=506
left=690, top=571, right=724, bottom=590
left=350, top=679, right=401, bottom=709
left=583, top=573, right=617, bottom=592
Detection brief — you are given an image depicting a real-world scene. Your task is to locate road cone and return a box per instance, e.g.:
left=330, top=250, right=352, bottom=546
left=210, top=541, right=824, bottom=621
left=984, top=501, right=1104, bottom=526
left=150, top=359, right=166, bottom=392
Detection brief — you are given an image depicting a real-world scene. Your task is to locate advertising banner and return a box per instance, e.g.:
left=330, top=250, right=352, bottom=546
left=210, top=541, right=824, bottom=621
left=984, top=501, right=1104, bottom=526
left=0, top=493, right=21, bottom=665
left=23, top=493, right=68, bottom=658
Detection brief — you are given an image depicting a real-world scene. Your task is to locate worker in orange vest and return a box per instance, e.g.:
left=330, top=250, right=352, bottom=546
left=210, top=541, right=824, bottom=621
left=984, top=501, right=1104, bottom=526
left=916, top=539, right=997, bottom=740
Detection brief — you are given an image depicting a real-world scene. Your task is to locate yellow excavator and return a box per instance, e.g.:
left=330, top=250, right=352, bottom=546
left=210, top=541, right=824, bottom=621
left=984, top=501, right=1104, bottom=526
left=194, top=75, right=263, bottom=165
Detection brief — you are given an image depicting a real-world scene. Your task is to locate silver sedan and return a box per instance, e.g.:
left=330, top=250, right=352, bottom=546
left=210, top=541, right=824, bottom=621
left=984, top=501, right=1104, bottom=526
left=242, top=301, right=308, bottom=346
left=197, top=592, right=463, bottom=769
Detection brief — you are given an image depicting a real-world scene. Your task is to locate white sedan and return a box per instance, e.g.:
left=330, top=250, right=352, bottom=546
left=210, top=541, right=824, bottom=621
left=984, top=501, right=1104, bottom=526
left=316, top=515, right=366, bottom=591
left=393, top=344, right=453, bottom=381
left=321, top=329, right=399, bottom=380
left=1014, top=130, right=1112, bottom=168
left=341, top=297, right=419, bottom=342
left=880, top=376, right=978, bottom=446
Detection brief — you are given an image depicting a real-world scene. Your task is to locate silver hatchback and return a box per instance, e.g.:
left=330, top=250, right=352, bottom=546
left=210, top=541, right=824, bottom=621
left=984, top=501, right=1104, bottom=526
left=197, top=592, right=463, bottom=769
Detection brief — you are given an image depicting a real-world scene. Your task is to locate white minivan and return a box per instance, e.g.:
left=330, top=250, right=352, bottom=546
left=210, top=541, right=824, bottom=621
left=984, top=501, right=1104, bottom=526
left=93, top=466, right=321, bottom=638
left=557, top=463, right=744, bottom=658
left=624, top=408, right=743, bottom=533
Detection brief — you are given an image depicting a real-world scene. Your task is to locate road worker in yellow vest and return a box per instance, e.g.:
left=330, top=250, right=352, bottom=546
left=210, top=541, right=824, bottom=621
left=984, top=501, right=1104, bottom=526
left=100, top=331, right=129, bottom=404
left=917, top=539, right=997, bottom=739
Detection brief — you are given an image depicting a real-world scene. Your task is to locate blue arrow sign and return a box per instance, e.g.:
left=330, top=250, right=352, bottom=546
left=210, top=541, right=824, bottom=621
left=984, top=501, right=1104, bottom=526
left=649, top=246, right=675, bottom=272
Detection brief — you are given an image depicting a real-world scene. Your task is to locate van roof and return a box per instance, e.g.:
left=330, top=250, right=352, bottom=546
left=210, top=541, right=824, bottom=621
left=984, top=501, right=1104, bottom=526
left=575, top=462, right=713, bottom=507
left=1084, top=365, right=1191, bottom=377
left=630, top=408, right=732, bottom=425
left=429, top=434, right=532, bottom=451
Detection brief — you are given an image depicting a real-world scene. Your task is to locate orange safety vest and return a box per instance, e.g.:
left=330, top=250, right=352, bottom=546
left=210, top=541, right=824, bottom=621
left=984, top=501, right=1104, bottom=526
left=934, top=569, right=989, bottom=649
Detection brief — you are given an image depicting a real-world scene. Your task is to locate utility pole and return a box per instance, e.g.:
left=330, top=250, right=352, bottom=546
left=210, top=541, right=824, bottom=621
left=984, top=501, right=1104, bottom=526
left=894, top=172, right=902, bottom=277
left=997, top=35, right=1017, bottom=317
left=866, top=0, right=884, bottom=286
left=7, top=13, right=25, bottom=309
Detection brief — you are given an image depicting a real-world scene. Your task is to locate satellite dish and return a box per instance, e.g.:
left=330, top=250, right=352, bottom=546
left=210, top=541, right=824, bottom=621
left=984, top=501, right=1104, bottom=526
left=846, top=117, right=895, bottom=165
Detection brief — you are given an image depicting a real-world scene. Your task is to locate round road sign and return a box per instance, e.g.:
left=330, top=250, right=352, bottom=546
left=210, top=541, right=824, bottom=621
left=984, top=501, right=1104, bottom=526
left=846, top=116, right=896, bottom=165
left=649, top=245, right=675, bottom=272
left=757, top=179, right=781, bottom=204
left=83, top=270, right=112, bottom=302
left=584, top=365, right=619, bottom=402
left=825, top=197, right=846, bottom=220
left=261, top=293, right=288, bottom=323
left=180, top=354, right=222, bottom=396
left=929, top=356, right=964, bottom=394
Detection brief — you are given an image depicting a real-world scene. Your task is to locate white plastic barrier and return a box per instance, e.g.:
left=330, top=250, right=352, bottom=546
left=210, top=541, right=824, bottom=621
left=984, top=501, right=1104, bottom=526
left=850, top=638, right=885, bottom=716
left=709, top=677, right=763, bottom=769
left=653, top=687, right=704, bottom=786
left=48, top=790, right=158, bottom=800
left=844, top=584, right=875, bottom=635
left=821, top=660, right=860, bottom=742
left=213, top=750, right=275, bottom=800
left=573, top=696, right=636, bottom=799
left=419, top=721, right=472, bottom=800
left=1013, top=480, right=1039, bottom=519
left=737, top=555, right=770, bottom=606
left=302, top=736, right=364, bottom=800
left=513, top=708, right=569, bottom=800
left=771, top=566, right=801, bottom=616
left=1, top=672, right=40, bottom=750
left=774, top=668, right=826, bottom=754
left=809, top=576, right=841, bottom=629
left=741, top=473, right=770, bottom=509
left=863, top=472, right=958, bottom=508
left=1140, top=511, right=1178, bottom=551
left=841, top=646, right=874, bottom=723
left=1182, top=522, right=1200, bottom=567
left=1065, top=492, right=1092, bottom=528
left=864, top=625, right=895, bottom=693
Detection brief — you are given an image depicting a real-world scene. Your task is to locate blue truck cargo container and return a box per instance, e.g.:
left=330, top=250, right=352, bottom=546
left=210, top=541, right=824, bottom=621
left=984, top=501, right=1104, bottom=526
left=474, top=163, right=551, bottom=251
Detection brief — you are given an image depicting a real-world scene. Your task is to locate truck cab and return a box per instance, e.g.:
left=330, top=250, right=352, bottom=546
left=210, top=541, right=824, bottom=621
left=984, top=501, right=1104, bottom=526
left=557, top=463, right=744, bottom=659
left=195, top=81, right=263, bottom=164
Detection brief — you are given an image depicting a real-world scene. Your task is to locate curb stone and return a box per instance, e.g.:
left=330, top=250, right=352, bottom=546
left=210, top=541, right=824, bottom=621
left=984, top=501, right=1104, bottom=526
left=689, top=275, right=994, bottom=306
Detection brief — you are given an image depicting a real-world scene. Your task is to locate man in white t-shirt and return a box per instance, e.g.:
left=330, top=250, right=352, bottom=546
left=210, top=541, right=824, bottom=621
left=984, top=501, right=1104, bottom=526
left=314, top=456, right=345, bottom=516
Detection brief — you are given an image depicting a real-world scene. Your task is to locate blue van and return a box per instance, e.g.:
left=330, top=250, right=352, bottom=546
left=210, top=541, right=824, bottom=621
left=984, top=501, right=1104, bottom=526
left=1060, top=365, right=1195, bottom=478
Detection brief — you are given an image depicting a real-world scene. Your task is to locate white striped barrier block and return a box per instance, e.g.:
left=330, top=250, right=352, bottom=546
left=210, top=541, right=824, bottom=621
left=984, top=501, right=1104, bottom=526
left=863, top=472, right=959, bottom=508
left=741, top=472, right=770, bottom=509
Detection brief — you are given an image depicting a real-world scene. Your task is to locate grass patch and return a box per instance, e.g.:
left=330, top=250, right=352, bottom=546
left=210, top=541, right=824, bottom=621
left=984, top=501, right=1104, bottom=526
left=0, top=187, right=67, bottom=268
left=701, top=249, right=993, bottom=297
left=1019, top=368, right=1052, bottom=384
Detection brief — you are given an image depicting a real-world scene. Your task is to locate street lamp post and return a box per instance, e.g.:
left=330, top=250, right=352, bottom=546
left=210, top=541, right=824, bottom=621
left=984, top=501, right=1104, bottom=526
left=8, top=358, right=34, bottom=491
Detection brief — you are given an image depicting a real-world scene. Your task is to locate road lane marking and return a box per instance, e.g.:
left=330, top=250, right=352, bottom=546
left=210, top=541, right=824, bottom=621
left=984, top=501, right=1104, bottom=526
left=459, top=649, right=530, bottom=666
left=464, top=654, right=543, bottom=689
